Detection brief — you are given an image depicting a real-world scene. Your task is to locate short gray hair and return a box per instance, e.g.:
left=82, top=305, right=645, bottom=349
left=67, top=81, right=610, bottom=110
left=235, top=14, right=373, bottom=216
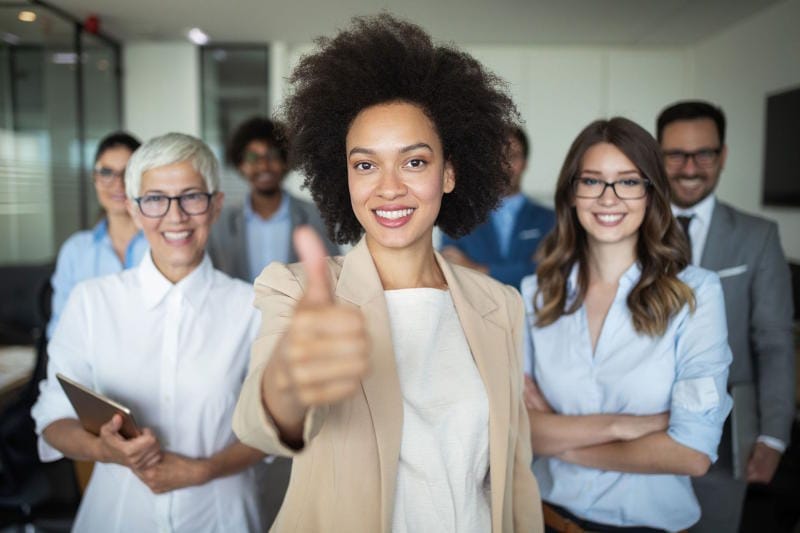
left=125, top=132, right=220, bottom=198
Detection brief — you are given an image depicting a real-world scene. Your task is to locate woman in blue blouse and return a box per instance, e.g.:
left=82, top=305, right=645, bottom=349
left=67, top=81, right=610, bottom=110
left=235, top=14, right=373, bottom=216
left=522, top=117, right=732, bottom=532
left=47, top=132, right=147, bottom=338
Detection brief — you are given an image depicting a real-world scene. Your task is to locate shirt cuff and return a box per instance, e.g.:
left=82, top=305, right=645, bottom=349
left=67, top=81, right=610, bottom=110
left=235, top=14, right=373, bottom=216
left=757, top=435, right=786, bottom=453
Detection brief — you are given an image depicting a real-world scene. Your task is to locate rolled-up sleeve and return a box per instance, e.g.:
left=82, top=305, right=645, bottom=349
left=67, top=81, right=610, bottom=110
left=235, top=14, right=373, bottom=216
left=31, top=283, right=94, bottom=462
left=668, top=272, right=733, bottom=463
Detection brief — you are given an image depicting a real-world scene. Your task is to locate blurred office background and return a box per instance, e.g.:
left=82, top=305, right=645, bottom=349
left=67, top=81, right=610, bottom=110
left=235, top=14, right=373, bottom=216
left=1, top=0, right=798, bottom=266
left=0, top=0, right=798, bottom=530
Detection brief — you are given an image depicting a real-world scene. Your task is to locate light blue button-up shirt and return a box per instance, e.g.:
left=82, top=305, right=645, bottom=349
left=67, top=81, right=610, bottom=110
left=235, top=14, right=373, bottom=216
left=244, top=193, right=291, bottom=282
left=47, top=219, right=148, bottom=338
left=521, top=263, right=733, bottom=531
left=490, top=192, right=526, bottom=258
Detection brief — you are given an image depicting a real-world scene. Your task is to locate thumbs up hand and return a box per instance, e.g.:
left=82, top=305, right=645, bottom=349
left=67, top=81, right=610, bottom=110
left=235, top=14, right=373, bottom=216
left=261, top=226, right=370, bottom=445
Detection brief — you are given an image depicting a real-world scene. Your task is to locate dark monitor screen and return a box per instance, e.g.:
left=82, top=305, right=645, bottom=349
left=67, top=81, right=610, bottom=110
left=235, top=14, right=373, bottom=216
left=762, top=86, right=800, bottom=207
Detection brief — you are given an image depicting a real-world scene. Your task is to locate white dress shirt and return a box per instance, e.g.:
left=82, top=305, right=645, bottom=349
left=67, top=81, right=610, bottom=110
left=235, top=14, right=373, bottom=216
left=32, top=252, right=263, bottom=533
left=672, top=193, right=716, bottom=266
left=385, top=288, right=491, bottom=533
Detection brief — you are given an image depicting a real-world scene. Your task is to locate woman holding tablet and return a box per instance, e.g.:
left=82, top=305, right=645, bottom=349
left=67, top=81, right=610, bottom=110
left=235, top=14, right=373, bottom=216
left=232, top=14, right=541, bottom=532
left=32, top=133, right=265, bottom=532
left=522, top=118, right=732, bottom=532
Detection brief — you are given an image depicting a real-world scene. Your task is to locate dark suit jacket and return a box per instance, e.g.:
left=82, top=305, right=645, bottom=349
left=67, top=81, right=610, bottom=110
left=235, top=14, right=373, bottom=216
left=441, top=197, right=555, bottom=289
left=208, top=193, right=339, bottom=282
left=700, top=200, right=795, bottom=445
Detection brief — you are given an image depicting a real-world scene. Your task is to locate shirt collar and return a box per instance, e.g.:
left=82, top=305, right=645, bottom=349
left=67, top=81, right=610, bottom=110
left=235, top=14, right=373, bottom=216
left=138, top=251, right=215, bottom=311
left=91, top=219, right=109, bottom=242
left=565, top=260, right=641, bottom=300
left=243, top=191, right=290, bottom=222
left=497, top=192, right=526, bottom=213
left=672, top=194, right=716, bottom=226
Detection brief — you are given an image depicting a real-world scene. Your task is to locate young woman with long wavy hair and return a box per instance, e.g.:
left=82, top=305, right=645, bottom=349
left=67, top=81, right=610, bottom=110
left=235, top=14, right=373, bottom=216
left=522, top=117, right=732, bottom=532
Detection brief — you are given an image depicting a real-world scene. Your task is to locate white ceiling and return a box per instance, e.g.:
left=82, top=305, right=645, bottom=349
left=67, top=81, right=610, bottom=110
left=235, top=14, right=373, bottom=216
left=6, top=0, right=784, bottom=47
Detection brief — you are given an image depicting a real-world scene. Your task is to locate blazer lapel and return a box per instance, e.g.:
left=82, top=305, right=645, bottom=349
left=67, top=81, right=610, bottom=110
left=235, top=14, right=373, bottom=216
left=700, top=201, right=732, bottom=271
left=437, top=254, right=510, bottom=533
left=335, top=239, right=403, bottom=532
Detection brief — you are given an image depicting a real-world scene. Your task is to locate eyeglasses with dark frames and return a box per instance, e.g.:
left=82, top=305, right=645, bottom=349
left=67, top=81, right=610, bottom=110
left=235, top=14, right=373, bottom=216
left=662, top=148, right=722, bottom=169
left=93, top=166, right=126, bottom=186
left=134, top=192, right=215, bottom=218
left=572, top=177, right=651, bottom=200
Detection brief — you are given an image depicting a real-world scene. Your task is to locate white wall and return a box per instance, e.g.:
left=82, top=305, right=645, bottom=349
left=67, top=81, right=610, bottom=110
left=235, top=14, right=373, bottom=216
left=465, top=46, right=692, bottom=204
left=692, top=0, right=800, bottom=260
left=123, top=42, right=200, bottom=140
left=121, top=8, right=799, bottom=259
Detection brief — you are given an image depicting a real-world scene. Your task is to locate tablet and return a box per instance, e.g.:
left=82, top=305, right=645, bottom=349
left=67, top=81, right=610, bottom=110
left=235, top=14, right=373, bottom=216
left=56, top=373, right=141, bottom=439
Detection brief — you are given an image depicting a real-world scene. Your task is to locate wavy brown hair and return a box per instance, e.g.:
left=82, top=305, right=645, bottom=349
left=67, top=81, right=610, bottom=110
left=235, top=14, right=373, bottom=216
left=534, top=117, right=694, bottom=336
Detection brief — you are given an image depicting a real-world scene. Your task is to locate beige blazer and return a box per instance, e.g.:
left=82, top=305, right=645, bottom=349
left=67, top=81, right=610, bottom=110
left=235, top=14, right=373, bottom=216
left=233, top=238, right=543, bottom=532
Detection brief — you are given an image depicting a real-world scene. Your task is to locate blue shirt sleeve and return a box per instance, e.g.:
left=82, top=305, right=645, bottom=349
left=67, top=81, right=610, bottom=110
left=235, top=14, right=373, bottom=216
left=47, top=234, right=85, bottom=339
left=667, top=271, right=733, bottom=463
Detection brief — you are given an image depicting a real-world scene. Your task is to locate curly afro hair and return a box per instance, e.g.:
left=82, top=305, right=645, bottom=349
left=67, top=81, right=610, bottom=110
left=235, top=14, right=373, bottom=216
left=226, top=116, right=290, bottom=168
left=283, top=13, right=519, bottom=244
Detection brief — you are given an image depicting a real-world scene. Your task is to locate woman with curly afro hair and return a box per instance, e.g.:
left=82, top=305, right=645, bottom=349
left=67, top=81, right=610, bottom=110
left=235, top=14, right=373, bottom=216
left=233, top=13, right=542, bottom=533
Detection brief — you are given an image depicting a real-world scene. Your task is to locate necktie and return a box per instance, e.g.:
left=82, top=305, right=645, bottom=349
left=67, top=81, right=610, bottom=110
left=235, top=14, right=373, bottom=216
left=676, top=215, right=693, bottom=261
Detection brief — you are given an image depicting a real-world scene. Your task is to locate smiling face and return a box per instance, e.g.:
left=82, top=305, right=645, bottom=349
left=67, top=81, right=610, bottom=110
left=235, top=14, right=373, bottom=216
left=94, top=146, right=133, bottom=216
left=574, top=142, right=647, bottom=251
left=660, top=118, right=726, bottom=208
left=238, top=139, right=288, bottom=197
left=346, top=102, right=455, bottom=255
left=128, top=160, right=223, bottom=283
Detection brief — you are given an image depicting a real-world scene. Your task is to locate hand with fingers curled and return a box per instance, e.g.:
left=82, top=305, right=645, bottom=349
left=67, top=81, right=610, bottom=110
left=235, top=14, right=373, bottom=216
left=134, top=452, right=211, bottom=494
left=261, top=227, right=372, bottom=444
left=97, top=414, right=162, bottom=470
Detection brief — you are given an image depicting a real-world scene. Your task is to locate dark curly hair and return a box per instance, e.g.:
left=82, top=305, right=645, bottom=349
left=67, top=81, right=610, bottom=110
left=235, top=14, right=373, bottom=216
left=283, top=14, right=519, bottom=244
left=226, top=116, right=290, bottom=167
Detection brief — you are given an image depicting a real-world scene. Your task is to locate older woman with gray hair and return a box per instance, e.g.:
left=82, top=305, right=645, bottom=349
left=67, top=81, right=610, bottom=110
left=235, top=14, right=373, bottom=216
left=32, top=132, right=266, bottom=532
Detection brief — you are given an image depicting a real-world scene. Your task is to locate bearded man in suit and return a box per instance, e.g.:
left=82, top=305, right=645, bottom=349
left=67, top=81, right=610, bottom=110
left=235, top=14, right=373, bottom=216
left=657, top=100, right=795, bottom=533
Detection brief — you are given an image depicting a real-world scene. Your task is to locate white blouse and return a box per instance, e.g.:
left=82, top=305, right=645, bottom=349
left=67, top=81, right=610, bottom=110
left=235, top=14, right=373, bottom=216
left=31, top=253, right=263, bottom=533
left=385, top=288, right=490, bottom=533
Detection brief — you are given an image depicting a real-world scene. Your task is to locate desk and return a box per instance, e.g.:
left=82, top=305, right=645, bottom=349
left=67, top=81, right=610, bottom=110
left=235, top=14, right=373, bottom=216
left=0, top=345, right=36, bottom=409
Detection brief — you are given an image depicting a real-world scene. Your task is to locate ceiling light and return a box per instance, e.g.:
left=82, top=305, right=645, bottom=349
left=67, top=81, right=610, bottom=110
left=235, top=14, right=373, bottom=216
left=18, top=10, right=37, bottom=22
left=187, top=28, right=209, bottom=45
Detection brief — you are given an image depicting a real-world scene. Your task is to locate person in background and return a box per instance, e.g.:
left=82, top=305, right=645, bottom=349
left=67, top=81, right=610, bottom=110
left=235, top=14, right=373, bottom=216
left=657, top=100, right=795, bottom=533
left=232, top=14, right=542, bottom=532
left=207, top=117, right=338, bottom=281
left=32, top=133, right=266, bottom=532
left=523, top=117, right=732, bottom=532
left=47, top=132, right=147, bottom=338
left=440, top=126, right=555, bottom=289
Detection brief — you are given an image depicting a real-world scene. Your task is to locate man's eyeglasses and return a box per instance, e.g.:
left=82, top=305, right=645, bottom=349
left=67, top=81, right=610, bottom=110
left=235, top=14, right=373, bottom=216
left=94, top=166, right=125, bottom=186
left=573, top=177, right=650, bottom=200
left=242, top=149, right=283, bottom=165
left=662, top=148, right=722, bottom=169
left=134, top=192, right=215, bottom=218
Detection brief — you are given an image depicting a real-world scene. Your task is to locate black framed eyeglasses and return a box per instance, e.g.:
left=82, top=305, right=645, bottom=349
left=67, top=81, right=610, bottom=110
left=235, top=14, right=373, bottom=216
left=572, top=177, right=651, bottom=200
left=134, top=192, right=215, bottom=218
left=93, top=166, right=125, bottom=186
left=662, top=148, right=722, bottom=169
left=242, top=148, right=283, bottom=165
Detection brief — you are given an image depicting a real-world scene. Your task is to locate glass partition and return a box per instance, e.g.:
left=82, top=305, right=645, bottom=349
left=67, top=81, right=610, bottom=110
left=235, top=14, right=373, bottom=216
left=0, top=3, right=121, bottom=265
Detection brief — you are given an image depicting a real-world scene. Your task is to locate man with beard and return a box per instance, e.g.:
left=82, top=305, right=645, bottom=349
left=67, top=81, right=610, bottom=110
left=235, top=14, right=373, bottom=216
left=440, top=127, right=554, bottom=289
left=657, top=100, right=795, bottom=533
left=209, top=117, right=338, bottom=281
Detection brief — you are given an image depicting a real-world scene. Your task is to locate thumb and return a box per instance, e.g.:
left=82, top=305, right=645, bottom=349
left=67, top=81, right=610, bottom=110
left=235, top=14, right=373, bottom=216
left=101, top=413, right=123, bottom=436
left=294, top=225, right=333, bottom=306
